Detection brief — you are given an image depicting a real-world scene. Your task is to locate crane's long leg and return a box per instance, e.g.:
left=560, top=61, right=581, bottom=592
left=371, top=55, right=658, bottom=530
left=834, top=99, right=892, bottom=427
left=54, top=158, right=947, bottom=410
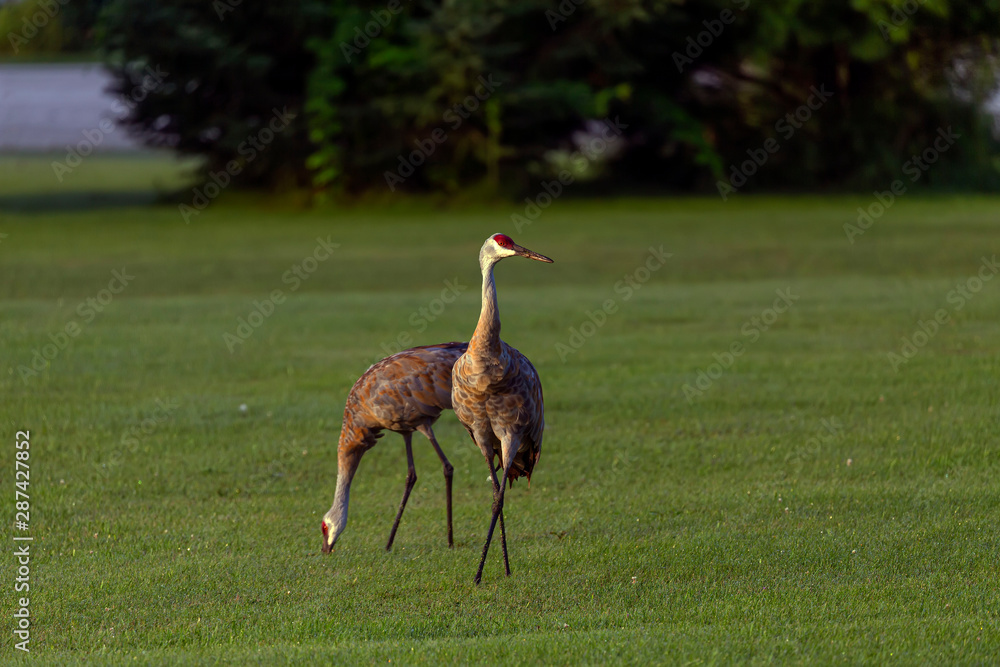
left=418, top=423, right=454, bottom=548
left=492, top=459, right=511, bottom=577
left=385, top=432, right=417, bottom=551
left=475, top=452, right=515, bottom=585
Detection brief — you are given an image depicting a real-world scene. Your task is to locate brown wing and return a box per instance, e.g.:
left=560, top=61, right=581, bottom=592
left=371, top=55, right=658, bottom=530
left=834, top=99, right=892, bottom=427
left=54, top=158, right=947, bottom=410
left=451, top=341, right=544, bottom=483
left=513, top=347, right=545, bottom=453
left=492, top=344, right=544, bottom=481
left=337, top=341, right=467, bottom=478
left=346, top=342, right=468, bottom=434
left=403, top=342, right=468, bottom=410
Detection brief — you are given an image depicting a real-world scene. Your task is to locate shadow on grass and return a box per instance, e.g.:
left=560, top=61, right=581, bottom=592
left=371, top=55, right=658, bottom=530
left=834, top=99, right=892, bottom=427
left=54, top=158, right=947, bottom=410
left=0, top=190, right=172, bottom=213
left=0, top=153, right=202, bottom=212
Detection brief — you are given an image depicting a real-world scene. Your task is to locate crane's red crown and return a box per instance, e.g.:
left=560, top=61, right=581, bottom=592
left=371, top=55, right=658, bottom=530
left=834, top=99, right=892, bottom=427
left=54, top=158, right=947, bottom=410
left=492, top=234, right=515, bottom=248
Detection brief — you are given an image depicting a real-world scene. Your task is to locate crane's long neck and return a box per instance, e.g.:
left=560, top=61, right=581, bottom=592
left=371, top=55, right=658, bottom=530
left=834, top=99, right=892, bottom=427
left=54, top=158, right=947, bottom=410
left=325, top=424, right=365, bottom=546
left=327, top=470, right=352, bottom=538
left=470, top=258, right=502, bottom=357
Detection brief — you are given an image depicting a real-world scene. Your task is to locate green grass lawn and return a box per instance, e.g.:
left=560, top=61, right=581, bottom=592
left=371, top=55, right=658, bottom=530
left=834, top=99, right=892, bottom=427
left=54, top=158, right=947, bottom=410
left=1, top=156, right=999, bottom=663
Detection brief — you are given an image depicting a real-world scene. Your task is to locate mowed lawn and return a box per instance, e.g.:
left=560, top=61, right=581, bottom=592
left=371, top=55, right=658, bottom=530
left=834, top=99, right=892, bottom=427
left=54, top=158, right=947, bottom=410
left=1, top=156, right=999, bottom=663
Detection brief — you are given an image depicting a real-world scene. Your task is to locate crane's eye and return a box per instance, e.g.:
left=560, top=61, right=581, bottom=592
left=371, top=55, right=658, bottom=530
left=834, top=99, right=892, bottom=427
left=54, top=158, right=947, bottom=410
left=493, top=234, right=514, bottom=248
left=321, top=522, right=328, bottom=535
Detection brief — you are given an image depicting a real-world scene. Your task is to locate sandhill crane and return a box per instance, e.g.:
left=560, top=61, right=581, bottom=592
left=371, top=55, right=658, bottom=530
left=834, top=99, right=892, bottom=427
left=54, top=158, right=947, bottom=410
left=452, top=233, right=553, bottom=584
left=321, top=342, right=468, bottom=554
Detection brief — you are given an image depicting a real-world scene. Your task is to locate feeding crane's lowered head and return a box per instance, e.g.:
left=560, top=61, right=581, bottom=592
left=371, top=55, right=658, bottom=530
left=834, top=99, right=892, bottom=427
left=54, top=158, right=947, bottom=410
left=321, top=510, right=341, bottom=554
left=321, top=342, right=469, bottom=555
left=321, top=442, right=361, bottom=554
left=480, top=234, right=554, bottom=269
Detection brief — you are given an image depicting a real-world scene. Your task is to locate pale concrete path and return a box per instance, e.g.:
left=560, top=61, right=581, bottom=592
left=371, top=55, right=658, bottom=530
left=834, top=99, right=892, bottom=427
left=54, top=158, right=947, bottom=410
left=0, top=63, right=144, bottom=151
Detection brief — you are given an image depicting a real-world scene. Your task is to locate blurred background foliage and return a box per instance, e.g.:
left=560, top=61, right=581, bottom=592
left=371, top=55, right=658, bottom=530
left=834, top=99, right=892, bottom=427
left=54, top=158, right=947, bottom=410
left=5, top=0, right=1000, bottom=195
left=0, top=0, right=107, bottom=57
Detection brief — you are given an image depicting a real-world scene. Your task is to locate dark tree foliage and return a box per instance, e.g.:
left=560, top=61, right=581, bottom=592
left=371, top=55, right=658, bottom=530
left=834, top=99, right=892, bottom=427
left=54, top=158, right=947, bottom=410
left=306, top=0, right=1000, bottom=194
left=97, top=0, right=1000, bottom=193
left=98, top=0, right=328, bottom=187
left=0, top=0, right=109, bottom=54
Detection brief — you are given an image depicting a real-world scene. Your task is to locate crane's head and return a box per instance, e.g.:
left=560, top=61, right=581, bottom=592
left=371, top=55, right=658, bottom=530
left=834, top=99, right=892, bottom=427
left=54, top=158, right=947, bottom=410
left=321, top=510, right=344, bottom=554
left=480, top=233, right=553, bottom=269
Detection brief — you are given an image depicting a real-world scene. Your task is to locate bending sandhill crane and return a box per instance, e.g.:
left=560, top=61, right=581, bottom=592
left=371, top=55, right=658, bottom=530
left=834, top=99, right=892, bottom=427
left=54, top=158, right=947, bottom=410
left=452, top=233, right=553, bottom=584
left=321, top=342, right=468, bottom=554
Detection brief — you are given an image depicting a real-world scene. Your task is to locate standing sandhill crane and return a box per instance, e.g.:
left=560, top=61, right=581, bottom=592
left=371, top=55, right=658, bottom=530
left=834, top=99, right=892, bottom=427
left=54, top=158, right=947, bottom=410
left=452, top=233, right=553, bottom=584
left=321, top=342, right=468, bottom=554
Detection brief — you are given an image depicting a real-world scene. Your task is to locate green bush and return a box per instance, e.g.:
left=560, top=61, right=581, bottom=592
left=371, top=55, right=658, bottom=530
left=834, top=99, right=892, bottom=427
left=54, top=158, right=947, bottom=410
left=305, top=0, right=1000, bottom=195
left=93, top=0, right=1000, bottom=194
left=98, top=0, right=328, bottom=188
left=1, top=0, right=105, bottom=56
left=0, top=0, right=68, bottom=56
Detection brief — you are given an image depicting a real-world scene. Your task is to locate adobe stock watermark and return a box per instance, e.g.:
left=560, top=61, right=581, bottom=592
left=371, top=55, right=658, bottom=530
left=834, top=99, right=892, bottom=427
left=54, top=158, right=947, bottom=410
left=223, top=236, right=339, bottom=352
left=887, top=254, right=998, bottom=372
left=14, top=268, right=135, bottom=383
left=384, top=75, right=502, bottom=191
left=375, top=278, right=467, bottom=360
left=555, top=246, right=672, bottom=362
left=255, top=437, right=305, bottom=492
left=93, top=398, right=180, bottom=479
left=179, top=107, right=297, bottom=223
left=13, top=429, right=32, bottom=653
left=785, top=417, right=843, bottom=473
left=717, top=85, right=833, bottom=200
left=672, top=0, right=750, bottom=73
left=6, top=0, right=69, bottom=54
left=844, top=126, right=960, bottom=244
left=51, top=65, right=169, bottom=182
left=213, top=0, right=242, bottom=20
left=511, top=116, right=628, bottom=232
left=682, top=287, right=799, bottom=401
left=546, top=0, right=588, bottom=30
left=340, top=0, right=413, bottom=63
left=877, top=0, right=930, bottom=41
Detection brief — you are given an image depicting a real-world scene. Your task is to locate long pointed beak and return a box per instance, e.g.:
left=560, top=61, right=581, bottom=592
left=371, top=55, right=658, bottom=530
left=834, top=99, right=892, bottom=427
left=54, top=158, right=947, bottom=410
left=321, top=522, right=333, bottom=553
left=514, top=244, right=554, bottom=263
